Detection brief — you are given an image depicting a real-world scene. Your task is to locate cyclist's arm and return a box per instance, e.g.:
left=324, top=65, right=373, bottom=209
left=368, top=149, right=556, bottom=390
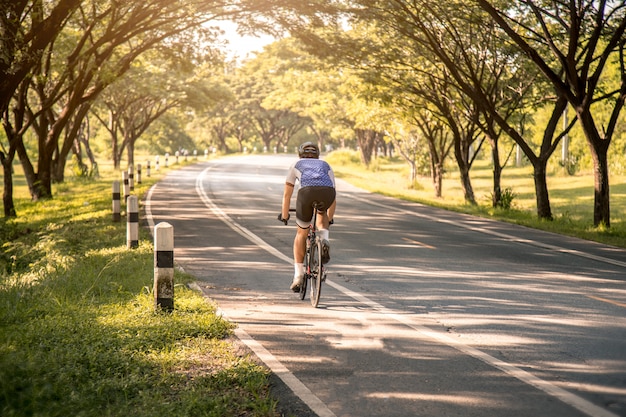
left=281, top=182, right=295, bottom=220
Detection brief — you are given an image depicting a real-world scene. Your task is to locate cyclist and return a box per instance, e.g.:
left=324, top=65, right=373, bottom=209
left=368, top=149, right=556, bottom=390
left=279, top=142, right=336, bottom=292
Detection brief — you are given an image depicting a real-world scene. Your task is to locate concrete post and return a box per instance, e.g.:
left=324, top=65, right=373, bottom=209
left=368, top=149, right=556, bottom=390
left=154, top=222, right=174, bottom=311
left=155, top=156, right=160, bottom=171
left=137, top=164, right=142, bottom=184
left=128, top=165, right=134, bottom=191
left=112, top=181, right=121, bottom=222
left=126, top=195, right=139, bottom=249
left=122, top=171, right=130, bottom=202
left=146, top=160, right=151, bottom=177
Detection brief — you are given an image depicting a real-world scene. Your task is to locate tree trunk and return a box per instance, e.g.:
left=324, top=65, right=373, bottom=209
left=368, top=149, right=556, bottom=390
left=533, top=159, right=552, bottom=220
left=490, top=138, right=502, bottom=207
left=432, top=161, right=444, bottom=198
left=1, top=151, right=17, bottom=217
left=15, top=134, right=51, bottom=201
left=112, top=131, right=121, bottom=169
left=578, top=109, right=611, bottom=227
left=355, top=128, right=379, bottom=167
left=53, top=104, right=91, bottom=182
left=127, top=137, right=135, bottom=169
left=590, top=141, right=610, bottom=227
left=454, top=139, right=476, bottom=205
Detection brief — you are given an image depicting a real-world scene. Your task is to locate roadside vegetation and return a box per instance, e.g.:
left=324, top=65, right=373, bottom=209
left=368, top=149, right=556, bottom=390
left=0, top=163, right=279, bottom=417
left=325, top=149, right=626, bottom=249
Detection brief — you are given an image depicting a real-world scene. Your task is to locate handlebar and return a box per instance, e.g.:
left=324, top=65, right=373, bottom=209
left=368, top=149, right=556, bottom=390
left=277, top=209, right=334, bottom=226
left=277, top=213, right=289, bottom=225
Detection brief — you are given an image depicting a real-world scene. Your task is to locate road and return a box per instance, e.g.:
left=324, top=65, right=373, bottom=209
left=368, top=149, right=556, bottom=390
left=145, top=154, right=626, bottom=417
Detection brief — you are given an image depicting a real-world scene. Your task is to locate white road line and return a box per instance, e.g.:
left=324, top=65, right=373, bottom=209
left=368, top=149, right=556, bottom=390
left=324, top=280, right=618, bottom=417
left=229, top=314, right=337, bottom=417
left=194, top=166, right=337, bottom=417
left=145, top=183, right=157, bottom=234
left=149, top=164, right=618, bottom=417
left=344, top=193, right=626, bottom=269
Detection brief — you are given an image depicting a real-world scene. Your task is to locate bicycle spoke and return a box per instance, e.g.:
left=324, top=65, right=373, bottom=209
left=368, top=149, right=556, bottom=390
left=310, top=239, right=322, bottom=307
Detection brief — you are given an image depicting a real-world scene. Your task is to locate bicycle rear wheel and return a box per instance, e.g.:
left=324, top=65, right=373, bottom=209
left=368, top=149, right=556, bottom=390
left=299, top=273, right=308, bottom=300
left=309, top=238, right=323, bottom=307
left=300, top=253, right=309, bottom=301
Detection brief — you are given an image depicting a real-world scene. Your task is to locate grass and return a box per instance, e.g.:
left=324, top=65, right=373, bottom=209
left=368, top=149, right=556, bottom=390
left=0, top=159, right=279, bottom=417
left=325, top=149, right=626, bottom=248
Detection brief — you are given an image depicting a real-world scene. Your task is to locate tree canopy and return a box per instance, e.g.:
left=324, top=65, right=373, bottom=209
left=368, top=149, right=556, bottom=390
left=2, top=0, right=625, bottom=230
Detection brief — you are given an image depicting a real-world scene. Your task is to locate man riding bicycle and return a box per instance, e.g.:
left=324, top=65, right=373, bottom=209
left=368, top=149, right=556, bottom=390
left=279, top=142, right=336, bottom=292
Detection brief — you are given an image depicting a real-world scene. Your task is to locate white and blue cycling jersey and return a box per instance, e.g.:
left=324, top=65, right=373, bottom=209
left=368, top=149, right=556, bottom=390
left=286, top=158, right=335, bottom=188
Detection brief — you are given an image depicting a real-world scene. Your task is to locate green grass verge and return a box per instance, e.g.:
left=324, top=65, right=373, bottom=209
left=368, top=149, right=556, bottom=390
left=0, top=164, right=278, bottom=417
left=326, top=149, right=626, bottom=248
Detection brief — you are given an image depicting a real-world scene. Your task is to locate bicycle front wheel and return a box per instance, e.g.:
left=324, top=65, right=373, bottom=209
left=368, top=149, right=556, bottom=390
left=309, top=238, right=323, bottom=307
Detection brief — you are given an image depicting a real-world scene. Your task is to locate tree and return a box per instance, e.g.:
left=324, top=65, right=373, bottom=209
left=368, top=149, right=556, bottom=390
left=0, top=0, right=81, bottom=113
left=261, top=0, right=588, bottom=219
left=94, top=78, right=177, bottom=170
left=1, top=0, right=81, bottom=216
left=357, top=28, right=483, bottom=203
left=475, top=0, right=626, bottom=226
left=233, top=42, right=316, bottom=151
left=3, top=0, right=230, bottom=211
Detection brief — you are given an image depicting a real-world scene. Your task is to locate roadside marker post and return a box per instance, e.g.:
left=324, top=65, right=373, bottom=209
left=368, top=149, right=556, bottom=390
left=112, top=181, right=121, bottom=222
left=137, top=164, right=142, bottom=185
left=154, top=222, right=174, bottom=312
left=128, top=165, right=134, bottom=191
left=126, top=196, right=139, bottom=249
left=122, top=171, right=130, bottom=203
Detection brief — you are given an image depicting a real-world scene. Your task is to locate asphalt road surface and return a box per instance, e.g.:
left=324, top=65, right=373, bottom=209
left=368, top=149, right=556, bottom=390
left=145, top=154, right=626, bottom=417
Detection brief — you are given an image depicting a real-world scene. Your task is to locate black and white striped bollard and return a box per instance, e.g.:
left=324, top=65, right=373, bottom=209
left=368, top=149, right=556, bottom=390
left=122, top=171, right=130, bottom=202
left=154, top=222, right=174, bottom=311
left=128, top=165, right=134, bottom=191
left=137, top=164, right=142, bottom=184
left=146, top=160, right=151, bottom=177
left=112, top=181, right=121, bottom=222
left=127, top=195, right=139, bottom=249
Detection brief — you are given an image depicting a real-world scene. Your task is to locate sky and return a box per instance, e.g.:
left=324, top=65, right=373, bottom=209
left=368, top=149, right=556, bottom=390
left=216, top=21, right=276, bottom=59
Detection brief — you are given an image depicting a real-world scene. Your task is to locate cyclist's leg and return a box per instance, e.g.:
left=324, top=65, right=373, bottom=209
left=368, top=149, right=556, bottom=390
left=290, top=226, right=308, bottom=292
left=293, top=226, right=308, bottom=264
left=313, top=187, right=335, bottom=264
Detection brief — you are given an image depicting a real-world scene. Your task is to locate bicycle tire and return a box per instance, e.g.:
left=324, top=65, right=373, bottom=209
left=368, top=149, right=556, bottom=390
left=299, top=273, right=308, bottom=300
left=299, top=250, right=308, bottom=301
left=309, top=238, right=323, bottom=307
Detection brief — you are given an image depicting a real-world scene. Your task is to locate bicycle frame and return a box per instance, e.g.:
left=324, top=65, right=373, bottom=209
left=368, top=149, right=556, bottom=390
left=300, top=205, right=325, bottom=307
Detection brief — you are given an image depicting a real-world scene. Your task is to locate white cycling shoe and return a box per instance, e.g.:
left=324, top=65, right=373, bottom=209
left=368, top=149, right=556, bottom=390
left=290, top=275, right=304, bottom=292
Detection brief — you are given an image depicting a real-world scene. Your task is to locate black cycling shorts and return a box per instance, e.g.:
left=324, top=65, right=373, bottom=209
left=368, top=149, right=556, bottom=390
left=296, top=186, right=336, bottom=228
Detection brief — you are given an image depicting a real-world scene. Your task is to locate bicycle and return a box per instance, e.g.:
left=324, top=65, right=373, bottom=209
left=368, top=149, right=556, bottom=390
left=279, top=203, right=328, bottom=308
